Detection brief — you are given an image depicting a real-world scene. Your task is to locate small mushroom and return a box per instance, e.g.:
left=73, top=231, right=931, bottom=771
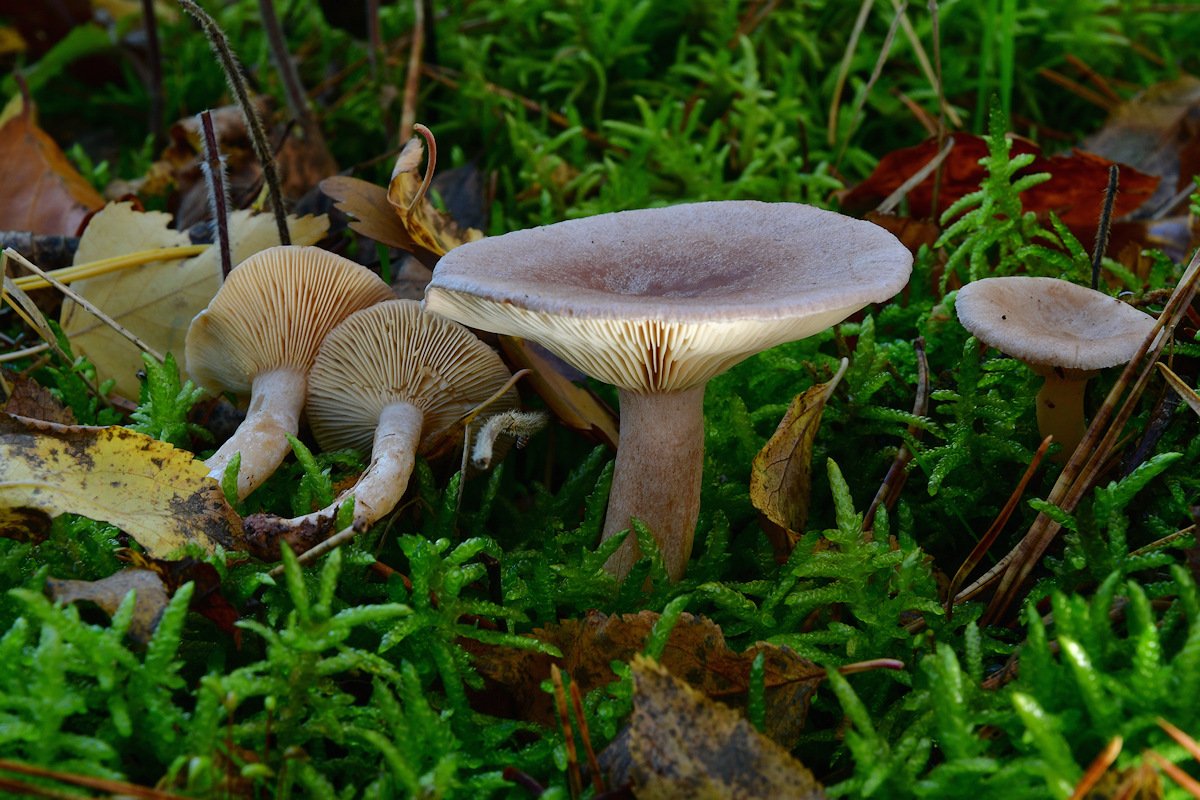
left=424, top=200, right=912, bottom=582
left=955, top=276, right=1159, bottom=461
left=186, top=245, right=395, bottom=498
left=243, top=299, right=518, bottom=551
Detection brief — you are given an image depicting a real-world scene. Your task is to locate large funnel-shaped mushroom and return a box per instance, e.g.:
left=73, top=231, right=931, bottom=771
left=425, top=200, right=912, bottom=582
left=955, top=276, right=1159, bottom=461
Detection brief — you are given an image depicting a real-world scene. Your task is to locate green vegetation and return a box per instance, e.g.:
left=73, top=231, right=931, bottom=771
left=5, top=0, right=1200, bottom=797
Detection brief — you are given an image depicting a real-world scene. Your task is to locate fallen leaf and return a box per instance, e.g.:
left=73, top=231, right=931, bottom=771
left=1158, top=362, right=1200, bottom=418
left=1, top=374, right=76, bottom=424
left=321, top=176, right=417, bottom=253
left=123, top=550, right=241, bottom=643
left=840, top=134, right=1159, bottom=238
left=750, top=358, right=848, bottom=562
left=59, top=201, right=329, bottom=399
left=385, top=133, right=484, bottom=262
left=0, top=412, right=243, bottom=556
left=465, top=610, right=821, bottom=748
left=0, top=97, right=104, bottom=235
left=499, top=337, right=619, bottom=450
left=620, top=655, right=825, bottom=800
left=46, top=568, right=168, bottom=644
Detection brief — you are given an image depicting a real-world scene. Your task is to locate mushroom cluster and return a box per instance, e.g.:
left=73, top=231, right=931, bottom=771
left=425, top=200, right=913, bottom=582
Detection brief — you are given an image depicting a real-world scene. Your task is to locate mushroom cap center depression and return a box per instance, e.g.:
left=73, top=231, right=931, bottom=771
left=425, top=201, right=913, bottom=392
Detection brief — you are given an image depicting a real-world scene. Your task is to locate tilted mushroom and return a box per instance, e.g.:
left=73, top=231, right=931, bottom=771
left=243, top=299, right=518, bottom=554
left=424, top=200, right=912, bottom=582
left=186, top=246, right=395, bottom=498
left=955, top=276, right=1159, bottom=461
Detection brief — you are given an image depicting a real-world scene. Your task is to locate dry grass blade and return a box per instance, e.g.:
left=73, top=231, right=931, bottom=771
left=827, top=0, right=875, bottom=146
left=399, top=0, right=425, bottom=143
left=5, top=247, right=165, bottom=363
left=10, top=245, right=207, bottom=291
left=947, top=434, right=1052, bottom=613
left=1070, top=736, right=1123, bottom=800
left=875, top=137, right=955, bottom=214
left=0, top=757, right=191, bottom=799
left=1157, top=361, right=1200, bottom=417
left=889, top=0, right=962, bottom=128
left=1158, top=718, right=1200, bottom=763
left=835, top=2, right=907, bottom=169
left=982, top=248, right=1200, bottom=622
left=1146, top=749, right=1200, bottom=797
left=552, top=665, right=584, bottom=798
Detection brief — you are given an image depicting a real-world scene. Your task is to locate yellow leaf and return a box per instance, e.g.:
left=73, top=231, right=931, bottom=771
left=626, top=655, right=825, bottom=800
left=385, top=134, right=483, bottom=260
left=59, top=202, right=329, bottom=398
left=749, top=358, right=848, bottom=559
left=0, top=413, right=243, bottom=557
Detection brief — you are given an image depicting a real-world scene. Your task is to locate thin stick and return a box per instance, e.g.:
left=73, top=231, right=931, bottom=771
left=4, top=248, right=165, bottom=362
left=199, top=111, right=233, bottom=279
left=399, top=0, right=426, bottom=143
left=0, top=343, right=49, bottom=362
left=928, top=0, right=947, bottom=217
left=258, top=0, right=310, bottom=127
left=551, top=666, right=584, bottom=799
left=140, top=0, right=164, bottom=148
left=891, top=0, right=961, bottom=128
left=1069, top=736, right=1124, bottom=800
left=179, top=0, right=290, bottom=245
left=874, top=137, right=955, bottom=215
left=568, top=680, right=605, bottom=794
left=864, top=338, right=929, bottom=530
left=1091, top=164, right=1118, bottom=290
left=1, top=274, right=75, bottom=369
left=273, top=523, right=356, bottom=574
left=0, top=758, right=190, bottom=799
left=1146, top=750, right=1200, bottom=797
left=366, top=0, right=382, bottom=78
left=835, top=2, right=907, bottom=170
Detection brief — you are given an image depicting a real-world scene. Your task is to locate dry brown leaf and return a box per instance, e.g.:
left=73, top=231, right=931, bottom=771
left=0, top=99, right=104, bottom=235
left=499, top=337, right=619, bottom=450
left=465, top=610, right=820, bottom=748
left=46, top=569, right=168, bottom=644
left=750, top=359, right=848, bottom=561
left=321, top=176, right=418, bottom=253
left=59, top=202, right=329, bottom=399
left=384, top=134, right=483, bottom=262
left=623, top=655, right=825, bottom=800
left=0, top=412, right=243, bottom=556
left=1, top=374, right=76, bottom=424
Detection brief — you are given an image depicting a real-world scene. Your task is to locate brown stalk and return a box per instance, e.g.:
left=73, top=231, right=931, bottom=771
left=199, top=110, right=233, bottom=279
left=1037, top=66, right=1118, bottom=111
left=1069, top=736, right=1123, bottom=800
left=979, top=247, right=1200, bottom=622
left=399, top=0, right=426, bottom=143
left=140, top=0, right=164, bottom=147
left=569, top=680, right=605, bottom=794
left=864, top=337, right=929, bottom=530
left=946, top=434, right=1053, bottom=614
left=1064, top=53, right=1122, bottom=104
left=552, top=665, right=584, bottom=798
left=0, top=758, right=190, bottom=799
left=1146, top=750, right=1200, bottom=797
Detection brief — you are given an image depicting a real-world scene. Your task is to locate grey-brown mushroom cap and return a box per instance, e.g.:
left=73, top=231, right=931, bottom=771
left=185, top=245, right=396, bottom=396
left=424, top=201, right=912, bottom=392
left=306, top=299, right=517, bottom=453
left=955, top=276, right=1160, bottom=371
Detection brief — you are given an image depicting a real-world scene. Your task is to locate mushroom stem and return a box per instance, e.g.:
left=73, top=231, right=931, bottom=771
left=1035, top=372, right=1089, bottom=463
left=205, top=367, right=308, bottom=498
left=342, top=402, right=425, bottom=528
left=602, top=385, right=706, bottom=583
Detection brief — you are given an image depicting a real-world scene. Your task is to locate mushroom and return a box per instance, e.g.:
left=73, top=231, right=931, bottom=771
left=423, top=200, right=912, bottom=582
left=242, top=299, right=519, bottom=554
left=186, top=245, right=395, bottom=498
left=955, top=276, right=1159, bottom=461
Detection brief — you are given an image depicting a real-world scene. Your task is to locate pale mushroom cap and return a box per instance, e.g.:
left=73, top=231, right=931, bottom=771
left=424, top=201, right=912, bottom=392
left=955, top=277, right=1159, bottom=371
left=306, top=299, right=517, bottom=453
left=185, top=245, right=395, bottom=395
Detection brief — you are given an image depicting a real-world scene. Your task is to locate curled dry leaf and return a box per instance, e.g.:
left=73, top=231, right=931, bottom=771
left=59, top=202, right=329, bottom=399
left=618, top=655, right=825, bottom=800
left=0, top=413, right=243, bottom=557
left=0, top=98, right=104, bottom=236
left=750, top=358, right=848, bottom=562
left=46, top=569, right=168, bottom=645
left=465, top=609, right=821, bottom=748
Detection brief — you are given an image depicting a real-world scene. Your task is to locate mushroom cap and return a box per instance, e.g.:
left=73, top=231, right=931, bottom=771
left=955, top=276, right=1159, bottom=371
left=306, top=299, right=517, bottom=453
left=185, top=246, right=395, bottom=395
left=424, top=201, right=911, bottom=392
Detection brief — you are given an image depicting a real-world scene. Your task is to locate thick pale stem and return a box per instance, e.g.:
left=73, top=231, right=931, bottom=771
left=602, top=385, right=706, bottom=583
left=205, top=368, right=307, bottom=499
left=1036, top=373, right=1089, bottom=464
left=344, top=402, right=424, bottom=528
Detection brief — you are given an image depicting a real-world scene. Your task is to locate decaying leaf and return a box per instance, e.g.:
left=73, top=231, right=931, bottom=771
left=840, top=134, right=1158, bottom=235
left=1, top=374, right=76, bottom=424
left=621, top=655, right=825, bottom=800
left=466, top=609, right=821, bottom=748
left=751, top=358, right=848, bottom=561
left=59, top=202, right=329, bottom=399
left=0, top=97, right=104, bottom=236
left=321, top=133, right=482, bottom=269
left=123, top=550, right=241, bottom=641
left=1157, top=362, right=1200, bottom=418
left=0, top=412, right=243, bottom=556
left=46, top=568, right=168, bottom=644
left=499, top=336, right=619, bottom=449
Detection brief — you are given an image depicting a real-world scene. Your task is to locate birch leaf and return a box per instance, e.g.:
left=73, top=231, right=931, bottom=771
left=750, top=358, right=848, bottom=560
left=59, top=202, right=329, bottom=398
left=0, top=412, right=243, bottom=556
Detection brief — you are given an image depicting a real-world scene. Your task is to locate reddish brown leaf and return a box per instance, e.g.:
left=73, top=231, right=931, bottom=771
left=46, top=569, right=168, bottom=644
left=0, top=100, right=104, bottom=236
left=1, top=374, right=75, bottom=425
left=465, top=610, right=821, bottom=748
